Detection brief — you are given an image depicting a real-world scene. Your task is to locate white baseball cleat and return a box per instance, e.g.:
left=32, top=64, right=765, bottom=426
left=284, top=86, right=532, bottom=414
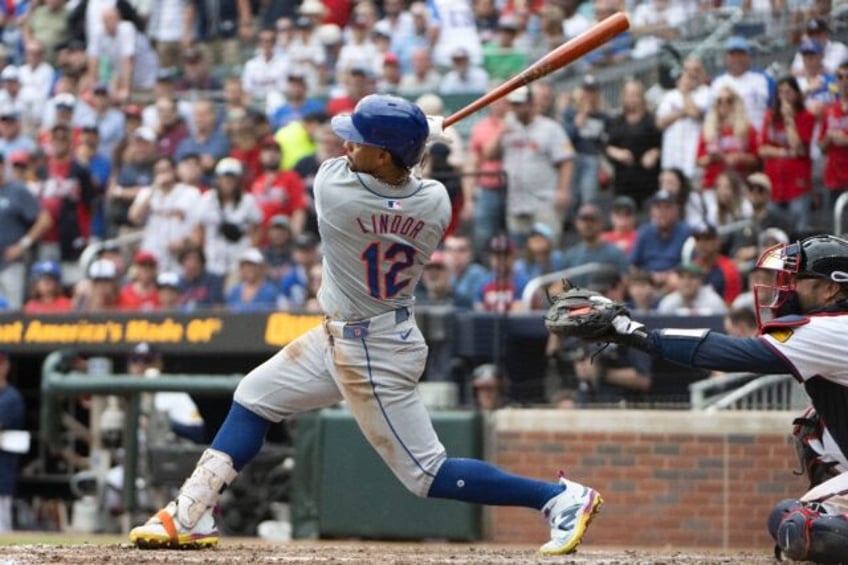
left=538, top=472, right=603, bottom=555
left=129, top=501, right=219, bottom=549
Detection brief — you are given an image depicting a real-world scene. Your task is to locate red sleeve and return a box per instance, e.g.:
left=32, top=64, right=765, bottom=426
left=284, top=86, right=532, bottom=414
left=758, top=111, right=773, bottom=147
left=796, top=111, right=815, bottom=146
left=286, top=172, right=307, bottom=210
left=696, top=131, right=707, bottom=160
left=748, top=123, right=760, bottom=154
left=818, top=107, right=832, bottom=142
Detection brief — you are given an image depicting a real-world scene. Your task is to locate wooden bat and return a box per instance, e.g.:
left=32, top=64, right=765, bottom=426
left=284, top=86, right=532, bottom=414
left=443, top=12, right=630, bottom=128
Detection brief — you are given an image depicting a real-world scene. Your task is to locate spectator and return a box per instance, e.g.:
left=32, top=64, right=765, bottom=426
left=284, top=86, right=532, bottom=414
left=87, top=7, right=159, bottom=102
left=796, top=39, right=836, bottom=119
left=392, top=3, right=430, bottom=75
left=514, top=222, right=565, bottom=281
left=303, top=262, right=322, bottom=312
left=0, top=352, right=24, bottom=534
left=482, top=15, right=528, bottom=82
left=444, top=234, right=488, bottom=309
left=226, top=247, right=278, bottom=312
left=696, top=86, right=760, bottom=194
left=261, top=215, right=294, bottom=285
left=120, top=251, right=161, bottom=311
left=23, top=0, right=72, bottom=64
left=724, top=306, right=758, bottom=338
left=377, top=52, right=403, bottom=94
left=629, top=0, right=686, bottom=59
left=23, top=261, right=73, bottom=313
left=561, top=203, right=631, bottom=287
left=710, top=36, right=771, bottom=132
left=146, top=0, right=189, bottom=68
left=0, top=110, right=35, bottom=169
left=107, top=126, right=157, bottom=235
left=658, top=167, right=706, bottom=230
left=819, top=61, right=848, bottom=216
left=149, top=96, right=189, bottom=159
left=582, top=0, right=632, bottom=69
left=336, top=16, right=378, bottom=78
left=428, top=0, right=482, bottom=70
left=177, top=246, right=224, bottom=310
left=250, top=136, right=307, bottom=235
left=89, top=84, right=125, bottom=158
left=0, top=67, right=38, bottom=132
left=562, top=75, right=609, bottom=213
left=398, top=48, right=441, bottom=97
left=193, top=158, right=262, bottom=286
left=657, top=262, right=728, bottom=316
left=34, top=123, right=96, bottom=278
left=424, top=142, right=463, bottom=238
left=727, top=173, right=793, bottom=269
left=129, top=155, right=202, bottom=271
left=416, top=93, right=465, bottom=171
left=278, top=233, right=320, bottom=311
left=270, top=71, right=326, bottom=130
left=464, top=96, right=508, bottom=258
left=156, top=271, right=182, bottom=311
left=626, top=269, right=657, bottom=314
left=656, top=56, right=710, bottom=180
left=731, top=265, right=773, bottom=312
left=471, top=364, right=506, bottom=411
left=496, top=85, right=573, bottom=244
left=327, top=66, right=377, bottom=117
left=185, top=0, right=253, bottom=67
left=174, top=100, right=230, bottom=180
left=274, top=110, right=327, bottom=171
left=242, top=27, right=289, bottom=107
left=18, top=41, right=54, bottom=111
left=605, top=79, right=661, bottom=208
left=286, top=16, right=325, bottom=94
left=176, top=46, right=221, bottom=92
left=54, top=40, right=88, bottom=83
left=228, top=117, right=262, bottom=188
left=758, top=76, right=815, bottom=232
left=291, top=123, right=344, bottom=234
left=416, top=250, right=454, bottom=306
left=791, top=18, right=848, bottom=76
left=474, top=234, right=528, bottom=313
left=690, top=223, right=743, bottom=306
left=439, top=47, right=490, bottom=95
left=76, top=258, right=121, bottom=312
left=601, top=195, right=639, bottom=255
left=630, top=190, right=692, bottom=290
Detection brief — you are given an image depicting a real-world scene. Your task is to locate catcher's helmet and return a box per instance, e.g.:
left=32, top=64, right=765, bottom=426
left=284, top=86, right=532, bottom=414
left=754, top=235, right=848, bottom=328
left=330, top=94, right=428, bottom=168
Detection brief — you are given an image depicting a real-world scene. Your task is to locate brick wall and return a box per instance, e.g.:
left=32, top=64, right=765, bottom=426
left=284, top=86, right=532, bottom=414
left=488, top=410, right=806, bottom=549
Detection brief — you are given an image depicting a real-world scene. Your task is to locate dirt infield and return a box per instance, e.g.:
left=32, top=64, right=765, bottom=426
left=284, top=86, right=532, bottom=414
left=0, top=539, right=777, bottom=564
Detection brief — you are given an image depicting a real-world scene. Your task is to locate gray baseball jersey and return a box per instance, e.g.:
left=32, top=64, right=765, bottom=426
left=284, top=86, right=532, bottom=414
left=315, top=157, right=452, bottom=321
left=234, top=156, right=453, bottom=497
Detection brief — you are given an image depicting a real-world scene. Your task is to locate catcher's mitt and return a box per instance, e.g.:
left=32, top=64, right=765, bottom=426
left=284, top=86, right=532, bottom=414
left=544, top=287, right=629, bottom=341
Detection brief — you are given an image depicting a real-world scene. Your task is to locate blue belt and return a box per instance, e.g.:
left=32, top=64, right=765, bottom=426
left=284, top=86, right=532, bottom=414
left=340, top=307, right=410, bottom=339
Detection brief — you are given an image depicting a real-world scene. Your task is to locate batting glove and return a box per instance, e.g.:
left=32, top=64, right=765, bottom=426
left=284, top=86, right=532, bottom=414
left=426, top=115, right=452, bottom=144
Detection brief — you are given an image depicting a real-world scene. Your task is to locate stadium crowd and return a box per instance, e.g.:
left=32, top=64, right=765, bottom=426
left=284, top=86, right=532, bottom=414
left=0, top=0, right=845, bottom=325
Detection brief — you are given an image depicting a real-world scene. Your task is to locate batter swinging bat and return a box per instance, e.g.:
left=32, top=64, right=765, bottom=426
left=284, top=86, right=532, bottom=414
left=442, top=12, right=630, bottom=128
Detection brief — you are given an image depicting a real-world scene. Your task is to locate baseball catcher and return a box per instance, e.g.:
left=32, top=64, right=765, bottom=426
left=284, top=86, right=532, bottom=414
left=546, top=235, right=848, bottom=563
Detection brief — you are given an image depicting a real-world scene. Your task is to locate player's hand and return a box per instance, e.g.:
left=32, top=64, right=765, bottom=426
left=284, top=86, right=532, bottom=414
left=426, top=115, right=451, bottom=144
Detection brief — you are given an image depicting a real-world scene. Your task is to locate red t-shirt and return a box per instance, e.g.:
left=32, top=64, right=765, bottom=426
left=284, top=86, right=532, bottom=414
left=696, top=124, right=759, bottom=189
left=601, top=229, right=637, bottom=256
left=36, top=157, right=90, bottom=243
left=820, top=101, right=848, bottom=190
left=468, top=115, right=506, bottom=190
left=119, top=284, right=160, bottom=311
left=250, top=171, right=307, bottom=226
left=759, top=108, right=815, bottom=202
left=230, top=145, right=262, bottom=188
left=24, top=296, right=74, bottom=314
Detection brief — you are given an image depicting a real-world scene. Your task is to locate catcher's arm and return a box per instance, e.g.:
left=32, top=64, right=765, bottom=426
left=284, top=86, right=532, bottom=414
left=544, top=286, right=791, bottom=374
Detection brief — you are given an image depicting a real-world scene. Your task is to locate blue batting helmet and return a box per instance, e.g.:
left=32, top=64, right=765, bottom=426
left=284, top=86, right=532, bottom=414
left=331, top=94, right=428, bottom=168
left=31, top=260, right=61, bottom=280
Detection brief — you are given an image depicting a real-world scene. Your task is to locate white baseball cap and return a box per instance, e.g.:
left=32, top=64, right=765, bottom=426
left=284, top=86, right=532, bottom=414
left=215, top=157, right=243, bottom=176
left=238, top=247, right=265, bottom=265
left=133, top=126, right=157, bottom=143
left=0, top=65, right=19, bottom=81
left=88, top=259, right=118, bottom=280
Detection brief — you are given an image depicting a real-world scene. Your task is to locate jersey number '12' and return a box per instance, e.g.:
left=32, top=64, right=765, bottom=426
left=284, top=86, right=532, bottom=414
left=361, top=242, right=416, bottom=299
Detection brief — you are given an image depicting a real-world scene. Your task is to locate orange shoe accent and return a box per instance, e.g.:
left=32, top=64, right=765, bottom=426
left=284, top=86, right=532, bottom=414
left=156, top=508, right=179, bottom=545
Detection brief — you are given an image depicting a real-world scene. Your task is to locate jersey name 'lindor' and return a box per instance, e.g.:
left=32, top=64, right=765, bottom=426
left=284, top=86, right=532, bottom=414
left=355, top=213, right=427, bottom=239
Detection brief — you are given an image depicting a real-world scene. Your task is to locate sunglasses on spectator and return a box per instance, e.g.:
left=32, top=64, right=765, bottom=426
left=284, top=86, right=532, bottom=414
left=716, top=97, right=734, bottom=104
left=749, top=184, right=769, bottom=193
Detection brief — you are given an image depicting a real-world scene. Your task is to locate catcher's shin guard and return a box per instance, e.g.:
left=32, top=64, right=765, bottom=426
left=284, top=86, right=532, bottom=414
left=130, top=449, right=238, bottom=549
left=768, top=498, right=803, bottom=541
left=776, top=505, right=848, bottom=562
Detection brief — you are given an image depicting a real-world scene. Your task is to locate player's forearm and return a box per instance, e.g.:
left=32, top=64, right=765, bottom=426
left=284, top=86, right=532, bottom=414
left=645, top=329, right=790, bottom=374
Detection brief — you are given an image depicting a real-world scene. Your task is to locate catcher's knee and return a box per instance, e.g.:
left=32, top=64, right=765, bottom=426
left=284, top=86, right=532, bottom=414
left=768, top=498, right=802, bottom=541
left=775, top=505, right=848, bottom=562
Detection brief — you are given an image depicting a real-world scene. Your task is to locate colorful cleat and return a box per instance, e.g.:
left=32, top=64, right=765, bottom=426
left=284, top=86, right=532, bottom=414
left=538, top=472, right=603, bottom=555
left=129, top=501, right=219, bottom=550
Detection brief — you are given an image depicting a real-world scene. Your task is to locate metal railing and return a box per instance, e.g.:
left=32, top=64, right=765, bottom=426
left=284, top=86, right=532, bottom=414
left=835, top=192, right=848, bottom=237
left=689, top=372, right=803, bottom=411
left=520, top=262, right=607, bottom=310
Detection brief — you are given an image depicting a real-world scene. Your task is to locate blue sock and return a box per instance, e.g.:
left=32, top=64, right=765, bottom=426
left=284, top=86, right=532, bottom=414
left=427, top=457, right=563, bottom=510
left=210, top=402, right=271, bottom=470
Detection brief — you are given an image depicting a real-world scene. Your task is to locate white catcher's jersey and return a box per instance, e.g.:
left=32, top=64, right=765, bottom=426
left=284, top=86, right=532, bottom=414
left=314, top=157, right=452, bottom=321
left=761, top=315, right=848, bottom=386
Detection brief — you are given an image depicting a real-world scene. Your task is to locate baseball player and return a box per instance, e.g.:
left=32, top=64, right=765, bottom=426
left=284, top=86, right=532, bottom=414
left=129, top=95, right=602, bottom=555
left=546, top=234, right=848, bottom=563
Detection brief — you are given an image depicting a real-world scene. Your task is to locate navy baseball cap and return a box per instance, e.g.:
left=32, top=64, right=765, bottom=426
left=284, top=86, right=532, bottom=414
left=800, top=39, right=823, bottom=55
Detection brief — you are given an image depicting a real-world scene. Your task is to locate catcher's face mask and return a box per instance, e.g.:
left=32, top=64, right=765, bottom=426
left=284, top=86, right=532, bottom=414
left=754, top=242, right=803, bottom=331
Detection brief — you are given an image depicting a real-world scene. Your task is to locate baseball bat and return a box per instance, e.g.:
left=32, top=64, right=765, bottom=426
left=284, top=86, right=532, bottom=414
left=443, top=12, right=630, bottom=128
